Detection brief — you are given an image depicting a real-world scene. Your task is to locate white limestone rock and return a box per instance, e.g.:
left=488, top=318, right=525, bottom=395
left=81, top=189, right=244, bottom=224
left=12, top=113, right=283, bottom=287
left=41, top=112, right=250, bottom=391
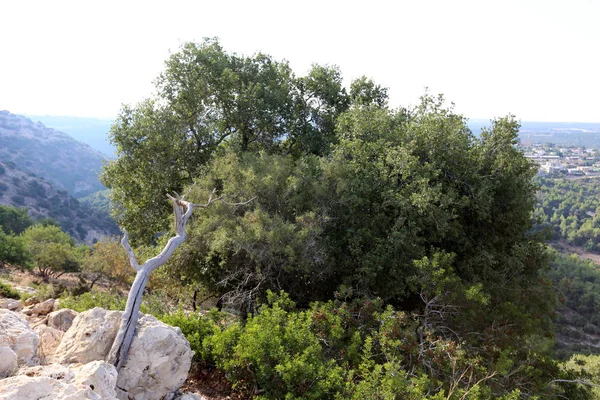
left=0, top=346, right=18, bottom=377
left=31, top=298, right=56, bottom=316
left=0, top=309, right=38, bottom=366
left=52, top=307, right=193, bottom=400
left=0, top=361, right=118, bottom=400
left=48, top=308, right=78, bottom=332
left=0, top=297, right=23, bottom=311
left=53, top=307, right=121, bottom=364
left=34, top=324, right=64, bottom=364
left=115, top=313, right=193, bottom=400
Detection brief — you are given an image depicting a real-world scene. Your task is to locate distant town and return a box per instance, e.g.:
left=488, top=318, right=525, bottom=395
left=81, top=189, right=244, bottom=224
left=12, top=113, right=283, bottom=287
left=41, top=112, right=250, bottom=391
left=520, top=139, right=600, bottom=177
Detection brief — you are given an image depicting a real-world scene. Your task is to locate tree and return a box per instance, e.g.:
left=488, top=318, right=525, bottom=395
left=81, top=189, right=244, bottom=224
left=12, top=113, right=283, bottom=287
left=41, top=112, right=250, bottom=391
left=102, top=39, right=374, bottom=242
left=82, top=237, right=132, bottom=289
left=0, top=229, right=28, bottom=267
left=21, top=225, right=79, bottom=279
left=0, top=204, right=33, bottom=234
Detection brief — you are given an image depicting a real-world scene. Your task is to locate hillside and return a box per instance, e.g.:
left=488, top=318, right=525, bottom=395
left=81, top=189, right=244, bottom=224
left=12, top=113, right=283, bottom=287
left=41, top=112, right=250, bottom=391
left=0, top=161, right=119, bottom=242
left=26, top=115, right=115, bottom=156
left=0, top=110, right=107, bottom=197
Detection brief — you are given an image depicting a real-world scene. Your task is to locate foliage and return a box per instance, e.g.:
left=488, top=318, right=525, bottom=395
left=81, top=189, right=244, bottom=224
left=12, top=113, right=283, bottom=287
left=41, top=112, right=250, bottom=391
left=0, top=281, right=20, bottom=299
left=101, top=39, right=380, bottom=242
left=159, top=308, right=226, bottom=361
left=200, top=292, right=584, bottom=399
left=0, top=204, right=33, bottom=234
left=535, top=177, right=600, bottom=251
left=563, top=354, right=600, bottom=399
left=0, top=228, right=29, bottom=266
left=547, top=249, right=600, bottom=358
left=82, top=237, right=132, bottom=289
left=21, top=224, right=80, bottom=278
left=59, top=290, right=127, bottom=312
left=167, top=95, right=552, bottom=344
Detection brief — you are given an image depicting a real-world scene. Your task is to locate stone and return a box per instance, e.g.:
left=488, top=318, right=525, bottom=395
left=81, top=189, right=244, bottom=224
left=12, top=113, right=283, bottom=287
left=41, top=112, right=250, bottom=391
left=48, top=308, right=78, bottom=332
left=24, top=296, right=39, bottom=306
left=0, top=361, right=118, bottom=400
left=53, top=307, right=121, bottom=364
left=53, top=307, right=193, bottom=400
left=0, top=298, right=23, bottom=311
left=115, top=313, right=193, bottom=400
left=0, top=346, right=18, bottom=377
left=0, top=309, right=38, bottom=366
left=34, top=324, right=64, bottom=364
left=174, top=394, right=204, bottom=400
left=31, top=298, right=56, bottom=316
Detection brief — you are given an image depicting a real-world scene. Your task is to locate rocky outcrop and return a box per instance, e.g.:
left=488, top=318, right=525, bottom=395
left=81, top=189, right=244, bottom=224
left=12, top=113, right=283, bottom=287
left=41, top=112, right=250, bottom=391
left=34, top=324, right=64, bottom=364
left=0, top=309, right=38, bottom=366
left=0, top=306, right=195, bottom=400
left=53, top=307, right=121, bottom=364
left=0, top=361, right=118, bottom=400
left=0, top=346, right=18, bottom=377
left=52, top=307, right=193, bottom=400
left=115, top=313, right=193, bottom=400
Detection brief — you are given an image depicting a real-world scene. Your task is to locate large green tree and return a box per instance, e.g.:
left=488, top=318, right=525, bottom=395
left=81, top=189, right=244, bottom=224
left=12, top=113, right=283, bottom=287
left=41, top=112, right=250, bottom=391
left=164, top=94, right=551, bottom=332
left=102, top=39, right=373, bottom=242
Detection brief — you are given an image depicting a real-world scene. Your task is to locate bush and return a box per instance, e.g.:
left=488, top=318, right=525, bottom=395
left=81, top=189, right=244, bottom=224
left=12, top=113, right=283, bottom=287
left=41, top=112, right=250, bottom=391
left=159, top=309, right=225, bottom=361
left=204, top=291, right=347, bottom=399
left=0, top=281, right=20, bottom=299
left=59, top=291, right=126, bottom=312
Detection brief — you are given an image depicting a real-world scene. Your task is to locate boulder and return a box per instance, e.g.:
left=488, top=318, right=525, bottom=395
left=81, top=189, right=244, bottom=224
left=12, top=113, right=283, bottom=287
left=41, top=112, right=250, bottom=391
left=31, top=298, right=56, bottom=316
left=0, top=309, right=38, bottom=366
left=53, top=307, right=121, bottom=364
left=34, top=324, right=64, bottom=364
left=0, top=346, right=18, bottom=377
left=24, top=296, right=39, bottom=306
left=53, top=307, right=193, bottom=400
left=0, top=298, right=23, bottom=311
left=115, top=313, right=193, bottom=400
left=48, top=308, right=78, bottom=332
left=0, top=361, right=118, bottom=400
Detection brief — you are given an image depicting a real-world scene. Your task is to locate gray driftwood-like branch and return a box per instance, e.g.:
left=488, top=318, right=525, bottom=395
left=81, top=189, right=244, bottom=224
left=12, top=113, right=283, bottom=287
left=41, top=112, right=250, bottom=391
left=107, top=191, right=254, bottom=370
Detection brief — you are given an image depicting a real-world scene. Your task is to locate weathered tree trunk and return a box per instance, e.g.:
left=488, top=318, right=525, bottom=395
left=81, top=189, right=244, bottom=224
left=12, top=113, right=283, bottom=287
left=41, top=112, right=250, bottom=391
left=107, top=191, right=254, bottom=370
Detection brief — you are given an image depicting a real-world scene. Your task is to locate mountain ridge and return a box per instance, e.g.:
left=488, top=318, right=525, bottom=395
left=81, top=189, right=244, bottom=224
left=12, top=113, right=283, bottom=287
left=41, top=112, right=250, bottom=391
left=0, top=111, right=107, bottom=197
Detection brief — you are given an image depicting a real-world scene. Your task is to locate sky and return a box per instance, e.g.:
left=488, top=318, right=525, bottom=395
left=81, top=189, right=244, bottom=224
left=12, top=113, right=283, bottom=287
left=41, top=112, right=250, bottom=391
left=1, top=0, right=598, bottom=122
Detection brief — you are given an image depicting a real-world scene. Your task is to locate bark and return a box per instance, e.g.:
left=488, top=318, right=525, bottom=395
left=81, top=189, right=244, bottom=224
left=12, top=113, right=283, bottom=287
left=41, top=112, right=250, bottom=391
left=107, top=191, right=254, bottom=370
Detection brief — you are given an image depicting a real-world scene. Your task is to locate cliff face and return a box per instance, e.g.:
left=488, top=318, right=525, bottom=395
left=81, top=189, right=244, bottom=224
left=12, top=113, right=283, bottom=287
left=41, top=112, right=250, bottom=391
left=0, top=110, right=107, bottom=198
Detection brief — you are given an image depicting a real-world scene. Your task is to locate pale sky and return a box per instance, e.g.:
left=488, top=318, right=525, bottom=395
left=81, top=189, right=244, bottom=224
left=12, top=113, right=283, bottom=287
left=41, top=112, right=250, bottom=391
left=1, top=0, right=598, bottom=122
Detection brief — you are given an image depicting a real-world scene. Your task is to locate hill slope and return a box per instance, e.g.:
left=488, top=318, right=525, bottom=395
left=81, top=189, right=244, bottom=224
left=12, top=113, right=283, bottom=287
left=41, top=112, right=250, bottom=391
left=0, top=110, right=107, bottom=197
left=27, top=115, right=115, bottom=156
left=0, top=161, right=119, bottom=242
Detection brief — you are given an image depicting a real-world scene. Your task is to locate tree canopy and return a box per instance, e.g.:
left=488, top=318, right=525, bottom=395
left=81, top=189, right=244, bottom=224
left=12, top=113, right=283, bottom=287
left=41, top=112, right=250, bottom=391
left=102, top=38, right=385, bottom=241
left=98, top=40, right=584, bottom=398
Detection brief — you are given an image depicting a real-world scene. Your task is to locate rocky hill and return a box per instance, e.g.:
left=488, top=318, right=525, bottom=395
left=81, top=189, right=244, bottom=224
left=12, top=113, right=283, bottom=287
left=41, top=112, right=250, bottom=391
left=0, top=161, right=118, bottom=242
left=0, top=111, right=107, bottom=197
left=26, top=115, right=115, bottom=156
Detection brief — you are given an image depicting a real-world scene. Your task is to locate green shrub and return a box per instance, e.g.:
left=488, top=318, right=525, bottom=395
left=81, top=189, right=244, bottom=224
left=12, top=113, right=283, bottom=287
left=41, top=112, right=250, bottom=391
left=59, top=291, right=126, bottom=312
left=205, top=291, right=347, bottom=399
left=0, top=281, right=20, bottom=299
left=159, top=308, right=225, bottom=361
